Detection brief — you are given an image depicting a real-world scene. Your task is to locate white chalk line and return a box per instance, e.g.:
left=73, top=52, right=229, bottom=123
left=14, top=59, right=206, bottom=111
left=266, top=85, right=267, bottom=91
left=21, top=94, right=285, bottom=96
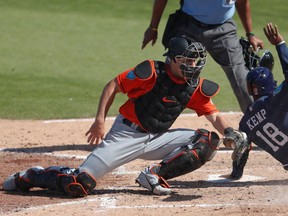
left=12, top=196, right=238, bottom=214
left=207, top=174, right=265, bottom=182
left=42, top=152, right=87, bottom=159
left=14, top=197, right=116, bottom=212
left=42, top=112, right=242, bottom=123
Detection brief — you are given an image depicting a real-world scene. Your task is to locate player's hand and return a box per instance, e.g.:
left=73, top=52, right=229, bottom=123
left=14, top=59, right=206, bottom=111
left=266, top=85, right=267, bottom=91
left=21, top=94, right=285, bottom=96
left=263, top=22, right=284, bottom=46
left=85, top=120, right=105, bottom=145
left=248, top=35, right=264, bottom=51
left=141, top=27, right=158, bottom=49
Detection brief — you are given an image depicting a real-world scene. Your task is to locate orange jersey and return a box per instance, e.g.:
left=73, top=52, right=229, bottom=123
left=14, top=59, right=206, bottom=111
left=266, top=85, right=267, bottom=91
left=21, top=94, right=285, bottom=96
left=117, top=60, right=219, bottom=127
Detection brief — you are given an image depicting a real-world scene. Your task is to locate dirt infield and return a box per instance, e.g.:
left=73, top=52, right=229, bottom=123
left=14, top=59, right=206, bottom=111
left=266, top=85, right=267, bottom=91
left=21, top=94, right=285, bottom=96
left=1, top=113, right=288, bottom=216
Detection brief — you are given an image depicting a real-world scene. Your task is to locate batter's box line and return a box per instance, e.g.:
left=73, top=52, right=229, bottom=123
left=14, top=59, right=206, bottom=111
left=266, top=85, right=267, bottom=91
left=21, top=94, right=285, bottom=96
left=11, top=195, right=238, bottom=214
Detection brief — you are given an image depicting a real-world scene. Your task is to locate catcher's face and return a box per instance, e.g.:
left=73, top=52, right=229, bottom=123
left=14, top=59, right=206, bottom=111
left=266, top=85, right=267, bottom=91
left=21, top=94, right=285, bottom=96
left=170, top=57, right=197, bottom=79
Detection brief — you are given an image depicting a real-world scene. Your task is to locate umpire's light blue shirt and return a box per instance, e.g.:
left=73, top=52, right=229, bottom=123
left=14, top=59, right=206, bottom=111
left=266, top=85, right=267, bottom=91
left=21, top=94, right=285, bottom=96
left=182, top=0, right=236, bottom=24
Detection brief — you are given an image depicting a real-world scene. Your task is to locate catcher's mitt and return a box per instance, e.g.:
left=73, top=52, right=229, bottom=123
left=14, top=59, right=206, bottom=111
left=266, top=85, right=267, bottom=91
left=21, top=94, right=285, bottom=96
left=223, top=127, right=250, bottom=164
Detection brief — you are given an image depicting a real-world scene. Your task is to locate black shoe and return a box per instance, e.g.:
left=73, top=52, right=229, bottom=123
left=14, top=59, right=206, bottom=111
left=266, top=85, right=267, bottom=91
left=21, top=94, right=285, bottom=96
left=230, top=149, right=249, bottom=179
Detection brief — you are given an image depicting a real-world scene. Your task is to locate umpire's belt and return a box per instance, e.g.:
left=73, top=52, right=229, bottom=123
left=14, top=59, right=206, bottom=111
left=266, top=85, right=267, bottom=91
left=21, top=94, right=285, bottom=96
left=181, top=10, right=221, bottom=28
left=122, top=118, right=147, bottom=133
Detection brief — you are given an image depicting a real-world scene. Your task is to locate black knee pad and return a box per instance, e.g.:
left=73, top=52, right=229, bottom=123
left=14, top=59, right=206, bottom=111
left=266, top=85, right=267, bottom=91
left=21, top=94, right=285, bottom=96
left=159, top=148, right=203, bottom=179
left=192, top=128, right=220, bottom=163
left=158, top=129, right=220, bottom=180
left=58, top=171, right=97, bottom=197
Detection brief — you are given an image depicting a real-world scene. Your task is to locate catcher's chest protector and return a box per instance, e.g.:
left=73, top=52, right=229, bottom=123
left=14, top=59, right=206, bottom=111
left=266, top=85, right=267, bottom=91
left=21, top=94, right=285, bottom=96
left=135, top=61, right=195, bottom=133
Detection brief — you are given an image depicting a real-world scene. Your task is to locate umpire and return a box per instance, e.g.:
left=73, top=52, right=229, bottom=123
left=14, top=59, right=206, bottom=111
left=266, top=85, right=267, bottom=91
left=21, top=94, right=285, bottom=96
left=142, top=0, right=264, bottom=112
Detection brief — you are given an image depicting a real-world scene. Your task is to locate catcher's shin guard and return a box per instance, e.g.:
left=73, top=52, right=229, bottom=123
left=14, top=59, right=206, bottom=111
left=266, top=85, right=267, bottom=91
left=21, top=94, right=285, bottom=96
left=158, top=129, right=220, bottom=180
left=58, top=170, right=97, bottom=197
left=24, top=166, right=75, bottom=191
left=4, top=166, right=72, bottom=192
left=28, top=166, right=97, bottom=197
left=4, top=166, right=97, bottom=197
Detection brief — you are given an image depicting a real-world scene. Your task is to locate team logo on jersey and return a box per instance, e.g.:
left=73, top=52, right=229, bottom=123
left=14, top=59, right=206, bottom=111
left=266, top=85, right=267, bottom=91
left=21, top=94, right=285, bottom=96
left=126, top=70, right=136, bottom=80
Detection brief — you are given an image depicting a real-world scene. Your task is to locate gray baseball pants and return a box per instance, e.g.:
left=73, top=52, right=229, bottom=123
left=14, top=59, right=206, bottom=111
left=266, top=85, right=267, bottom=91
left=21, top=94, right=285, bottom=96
left=79, top=114, right=197, bottom=180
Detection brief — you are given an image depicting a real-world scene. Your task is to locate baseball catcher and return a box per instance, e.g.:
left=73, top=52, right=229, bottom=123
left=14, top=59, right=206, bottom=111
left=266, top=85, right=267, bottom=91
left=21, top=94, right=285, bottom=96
left=3, top=36, right=248, bottom=197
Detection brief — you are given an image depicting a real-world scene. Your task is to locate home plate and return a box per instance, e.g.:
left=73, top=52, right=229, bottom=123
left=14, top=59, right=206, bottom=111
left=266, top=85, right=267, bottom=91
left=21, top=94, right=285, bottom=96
left=207, top=174, right=265, bottom=183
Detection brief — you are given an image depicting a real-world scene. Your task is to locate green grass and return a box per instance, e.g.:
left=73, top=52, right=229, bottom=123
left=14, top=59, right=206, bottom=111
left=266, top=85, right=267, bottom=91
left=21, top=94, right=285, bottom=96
left=0, top=0, right=287, bottom=119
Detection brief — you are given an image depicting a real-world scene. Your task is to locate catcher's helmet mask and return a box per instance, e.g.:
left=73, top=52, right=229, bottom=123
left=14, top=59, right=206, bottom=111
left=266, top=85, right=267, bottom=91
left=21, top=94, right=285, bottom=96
left=164, top=36, right=207, bottom=86
left=246, top=66, right=277, bottom=99
left=240, top=37, right=274, bottom=71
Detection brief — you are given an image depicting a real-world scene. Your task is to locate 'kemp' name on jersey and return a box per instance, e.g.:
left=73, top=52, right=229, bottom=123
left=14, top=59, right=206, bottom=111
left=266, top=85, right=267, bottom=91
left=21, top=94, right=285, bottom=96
left=245, top=108, right=267, bottom=130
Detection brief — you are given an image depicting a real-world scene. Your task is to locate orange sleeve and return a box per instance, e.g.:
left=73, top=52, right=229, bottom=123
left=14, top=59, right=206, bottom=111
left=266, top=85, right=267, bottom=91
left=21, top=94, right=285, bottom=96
left=187, top=81, right=219, bottom=116
left=116, top=60, right=156, bottom=98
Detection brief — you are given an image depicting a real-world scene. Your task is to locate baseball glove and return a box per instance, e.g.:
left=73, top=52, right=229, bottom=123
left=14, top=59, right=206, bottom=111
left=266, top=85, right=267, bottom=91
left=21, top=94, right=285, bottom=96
left=223, top=127, right=250, bottom=164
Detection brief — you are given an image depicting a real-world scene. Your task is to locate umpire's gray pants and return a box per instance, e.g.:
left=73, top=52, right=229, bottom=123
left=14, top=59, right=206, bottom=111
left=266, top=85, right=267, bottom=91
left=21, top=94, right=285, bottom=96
left=79, top=114, right=197, bottom=179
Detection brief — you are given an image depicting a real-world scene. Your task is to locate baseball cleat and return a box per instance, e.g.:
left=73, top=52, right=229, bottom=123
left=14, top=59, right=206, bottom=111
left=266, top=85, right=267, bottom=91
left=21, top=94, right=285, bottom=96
left=3, top=171, right=28, bottom=191
left=2, top=166, right=44, bottom=191
left=135, top=168, right=172, bottom=195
